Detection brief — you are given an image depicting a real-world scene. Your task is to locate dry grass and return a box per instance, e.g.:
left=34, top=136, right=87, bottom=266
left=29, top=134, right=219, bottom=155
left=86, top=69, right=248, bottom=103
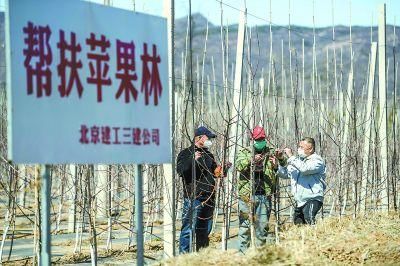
left=3, top=212, right=399, bottom=265
left=2, top=240, right=162, bottom=265
left=162, top=212, right=400, bottom=265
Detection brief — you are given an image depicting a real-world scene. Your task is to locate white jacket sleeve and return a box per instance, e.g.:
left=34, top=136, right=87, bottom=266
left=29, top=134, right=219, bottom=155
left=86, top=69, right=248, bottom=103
left=287, top=155, right=325, bottom=176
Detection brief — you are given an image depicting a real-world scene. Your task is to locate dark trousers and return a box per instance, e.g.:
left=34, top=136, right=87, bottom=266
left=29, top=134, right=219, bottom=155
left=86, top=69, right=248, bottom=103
left=293, top=200, right=323, bottom=225
left=238, top=195, right=272, bottom=253
left=179, top=196, right=214, bottom=253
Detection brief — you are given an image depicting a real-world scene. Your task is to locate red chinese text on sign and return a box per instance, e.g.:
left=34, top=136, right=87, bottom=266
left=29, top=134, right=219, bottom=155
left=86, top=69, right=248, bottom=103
left=79, top=125, right=89, bottom=144
left=101, top=126, right=111, bottom=145
left=152, top=129, right=160, bottom=145
left=141, top=43, right=163, bottom=106
left=86, top=33, right=111, bottom=102
left=115, top=40, right=138, bottom=103
left=57, top=30, right=83, bottom=98
left=79, top=125, right=161, bottom=146
left=23, top=22, right=52, bottom=97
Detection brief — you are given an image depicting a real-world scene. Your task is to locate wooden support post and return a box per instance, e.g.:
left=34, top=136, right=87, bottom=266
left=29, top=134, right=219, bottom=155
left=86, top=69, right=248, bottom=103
left=162, top=0, right=176, bottom=258
left=378, top=4, right=389, bottom=211
left=222, top=7, right=246, bottom=250
left=361, top=42, right=377, bottom=213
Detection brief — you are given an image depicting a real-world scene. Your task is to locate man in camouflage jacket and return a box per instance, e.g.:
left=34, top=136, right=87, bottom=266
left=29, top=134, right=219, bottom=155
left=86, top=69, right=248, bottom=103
left=235, top=126, right=285, bottom=253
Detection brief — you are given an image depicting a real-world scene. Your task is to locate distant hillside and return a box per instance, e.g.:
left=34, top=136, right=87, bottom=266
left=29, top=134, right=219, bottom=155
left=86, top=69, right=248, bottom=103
left=174, top=13, right=400, bottom=97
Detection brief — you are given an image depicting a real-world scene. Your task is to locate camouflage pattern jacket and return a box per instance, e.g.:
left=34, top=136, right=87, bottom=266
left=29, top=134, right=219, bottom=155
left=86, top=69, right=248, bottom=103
left=235, top=147, right=286, bottom=202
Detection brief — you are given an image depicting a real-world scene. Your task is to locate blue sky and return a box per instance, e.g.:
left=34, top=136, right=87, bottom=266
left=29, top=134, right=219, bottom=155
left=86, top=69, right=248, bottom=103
left=3, top=0, right=400, bottom=27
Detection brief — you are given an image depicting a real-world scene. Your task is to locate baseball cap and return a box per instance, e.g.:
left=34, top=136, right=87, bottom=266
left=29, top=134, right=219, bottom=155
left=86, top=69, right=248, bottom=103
left=195, top=126, right=216, bottom=138
left=251, top=126, right=266, bottom=140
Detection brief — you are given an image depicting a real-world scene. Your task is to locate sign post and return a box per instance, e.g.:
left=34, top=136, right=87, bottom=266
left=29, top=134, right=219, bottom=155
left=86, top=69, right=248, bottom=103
left=135, top=164, right=144, bottom=265
left=40, top=165, right=51, bottom=266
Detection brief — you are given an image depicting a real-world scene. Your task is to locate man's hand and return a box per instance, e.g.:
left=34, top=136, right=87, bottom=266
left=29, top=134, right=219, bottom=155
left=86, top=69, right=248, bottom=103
left=254, top=154, right=264, bottom=164
left=214, top=165, right=223, bottom=178
left=224, top=161, right=232, bottom=169
left=284, top=148, right=293, bottom=157
left=195, top=151, right=202, bottom=160
left=269, top=156, right=278, bottom=170
left=275, top=148, right=284, bottom=160
left=253, top=154, right=265, bottom=172
left=213, top=162, right=232, bottom=178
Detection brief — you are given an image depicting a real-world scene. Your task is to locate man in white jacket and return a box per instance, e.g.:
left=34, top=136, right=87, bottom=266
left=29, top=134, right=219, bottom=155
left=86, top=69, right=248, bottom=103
left=276, top=137, right=326, bottom=225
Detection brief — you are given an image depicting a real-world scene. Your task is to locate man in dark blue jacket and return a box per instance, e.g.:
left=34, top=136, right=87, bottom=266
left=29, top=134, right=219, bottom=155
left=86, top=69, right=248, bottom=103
left=177, top=126, right=222, bottom=253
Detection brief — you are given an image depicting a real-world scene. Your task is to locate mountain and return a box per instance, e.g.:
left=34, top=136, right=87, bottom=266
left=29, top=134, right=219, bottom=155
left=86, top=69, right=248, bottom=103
left=174, top=13, right=400, bottom=98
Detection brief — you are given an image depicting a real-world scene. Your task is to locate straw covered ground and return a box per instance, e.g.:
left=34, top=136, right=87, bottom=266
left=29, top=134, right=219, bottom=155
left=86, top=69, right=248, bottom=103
left=162, top=212, right=400, bottom=265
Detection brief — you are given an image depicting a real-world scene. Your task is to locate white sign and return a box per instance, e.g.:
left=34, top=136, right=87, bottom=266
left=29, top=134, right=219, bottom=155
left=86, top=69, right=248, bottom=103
left=6, top=0, right=171, bottom=164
